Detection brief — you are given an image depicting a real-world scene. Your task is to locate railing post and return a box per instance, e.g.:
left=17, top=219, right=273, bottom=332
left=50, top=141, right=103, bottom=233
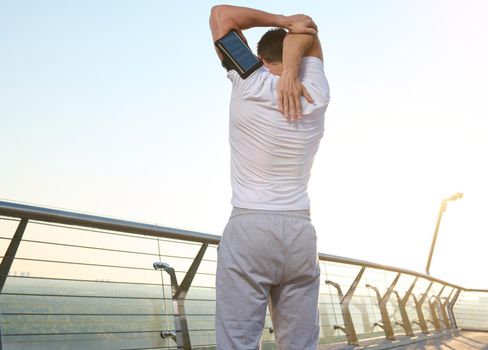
left=0, top=218, right=28, bottom=293
left=439, top=289, right=454, bottom=329
left=441, top=288, right=454, bottom=328
left=393, top=277, right=417, bottom=336
left=412, top=282, right=432, bottom=334
left=429, top=286, right=446, bottom=331
left=366, top=272, right=401, bottom=341
left=448, top=289, right=462, bottom=329
left=0, top=218, right=28, bottom=350
left=325, top=266, right=365, bottom=346
left=154, top=243, right=208, bottom=350
left=432, top=286, right=450, bottom=329
left=428, top=294, right=441, bottom=331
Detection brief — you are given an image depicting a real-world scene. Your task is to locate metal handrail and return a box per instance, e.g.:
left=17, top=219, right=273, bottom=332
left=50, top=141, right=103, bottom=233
left=0, top=200, right=469, bottom=291
left=463, top=288, right=488, bottom=293
left=318, top=252, right=464, bottom=290
left=0, top=200, right=219, bottom=245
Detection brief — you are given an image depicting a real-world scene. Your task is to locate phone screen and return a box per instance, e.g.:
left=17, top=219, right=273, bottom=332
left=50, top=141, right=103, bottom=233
left=219, top=32, right=260, bottom=71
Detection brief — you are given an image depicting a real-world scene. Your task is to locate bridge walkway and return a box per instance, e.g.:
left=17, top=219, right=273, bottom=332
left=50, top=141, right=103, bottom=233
left=320, top=331, right=488, bottom=350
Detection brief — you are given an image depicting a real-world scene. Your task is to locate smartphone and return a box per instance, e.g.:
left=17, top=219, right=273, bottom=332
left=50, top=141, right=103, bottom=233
left=215, top=31, right=263, bottom=79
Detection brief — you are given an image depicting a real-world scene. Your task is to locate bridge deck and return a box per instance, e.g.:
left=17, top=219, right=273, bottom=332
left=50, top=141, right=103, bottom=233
left=320, top=330, right=488, bottom=350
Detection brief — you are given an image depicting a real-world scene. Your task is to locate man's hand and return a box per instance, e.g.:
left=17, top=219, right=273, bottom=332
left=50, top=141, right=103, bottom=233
left=286, top=14, right=318, bottom=34
left=277, top=70, right=314, bottom=121
left=278, top=32, right=317, bottom=121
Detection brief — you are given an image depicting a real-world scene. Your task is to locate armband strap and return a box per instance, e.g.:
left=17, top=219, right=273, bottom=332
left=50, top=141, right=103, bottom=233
left=221, top=55, right=234, bottom=72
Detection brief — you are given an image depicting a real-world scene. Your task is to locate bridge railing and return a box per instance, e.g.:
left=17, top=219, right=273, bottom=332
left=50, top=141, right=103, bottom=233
left=0, top=200, right=486, bottom=350
left=452, top=289, right=488, bottom=332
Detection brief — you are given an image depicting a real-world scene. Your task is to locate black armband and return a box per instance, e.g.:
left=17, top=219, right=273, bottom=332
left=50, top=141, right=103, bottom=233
left=215, top=30, right=263, bottom=79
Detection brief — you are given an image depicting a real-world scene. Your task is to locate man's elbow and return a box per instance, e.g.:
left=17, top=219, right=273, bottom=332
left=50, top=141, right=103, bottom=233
left=210, top=4, right=226, bottom=14
left=210, top=5, right=234, bottom=39
left=210, top=5, right=230, bottom=23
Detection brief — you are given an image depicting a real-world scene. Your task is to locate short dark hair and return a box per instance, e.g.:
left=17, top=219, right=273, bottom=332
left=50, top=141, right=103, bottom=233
left=257, top=28, right=287, bottom=63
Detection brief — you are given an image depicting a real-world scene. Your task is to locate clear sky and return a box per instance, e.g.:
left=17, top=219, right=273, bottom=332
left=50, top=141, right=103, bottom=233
left=1, top=0, right=487, bottom=288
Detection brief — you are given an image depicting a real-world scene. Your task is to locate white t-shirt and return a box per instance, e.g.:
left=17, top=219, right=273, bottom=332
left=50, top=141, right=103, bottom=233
left=227, top=56, right=330, bottom=210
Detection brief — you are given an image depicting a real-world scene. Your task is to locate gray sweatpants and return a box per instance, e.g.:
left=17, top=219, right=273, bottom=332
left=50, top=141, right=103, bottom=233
left=216, top=207, right=321, bottom=350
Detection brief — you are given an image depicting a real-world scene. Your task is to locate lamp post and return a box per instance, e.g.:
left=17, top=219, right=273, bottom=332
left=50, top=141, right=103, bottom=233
left=425, top=193, right=463, bottom=275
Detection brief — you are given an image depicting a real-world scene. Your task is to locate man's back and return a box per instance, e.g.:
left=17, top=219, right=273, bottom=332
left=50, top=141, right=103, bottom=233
left=228, top=56, right=330, bottom=210
left=210, top=6, right=328, bottom=349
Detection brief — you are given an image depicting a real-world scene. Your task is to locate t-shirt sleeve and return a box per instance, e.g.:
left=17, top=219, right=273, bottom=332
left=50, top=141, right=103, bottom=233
left=227, top=69, right=248, bottom=98
left=226, top=67, right=268, bottom=97
left=299, top=57, right=331, bottom=115
left=227, top=69, right=240, bottom=83
left=227, top=69, right=248, bottom=97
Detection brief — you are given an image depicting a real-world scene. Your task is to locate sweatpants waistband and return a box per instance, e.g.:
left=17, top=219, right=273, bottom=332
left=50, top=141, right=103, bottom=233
left=230, top=207, right=311, bottom=221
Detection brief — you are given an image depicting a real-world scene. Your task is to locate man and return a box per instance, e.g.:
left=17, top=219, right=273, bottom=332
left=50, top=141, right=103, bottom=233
left=209, top=5, right=330, bottom=349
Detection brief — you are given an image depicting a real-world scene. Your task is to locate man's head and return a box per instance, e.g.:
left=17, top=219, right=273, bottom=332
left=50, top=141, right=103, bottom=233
left=257, top=28, right=287, bottom=75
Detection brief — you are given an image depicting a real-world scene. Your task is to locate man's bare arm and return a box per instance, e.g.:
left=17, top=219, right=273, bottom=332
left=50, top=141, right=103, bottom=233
left=278, top=33, right=324, bottom=120
left=209, top=5, right=317, bottom=60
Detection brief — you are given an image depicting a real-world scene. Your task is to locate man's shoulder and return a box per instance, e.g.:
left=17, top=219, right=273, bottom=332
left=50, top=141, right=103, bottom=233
left=302, top=56, right=324, bottom=65
left=227, top=66, right=271, bottom=85
left=228, top=66, right=276, bottom=99
left=300, top=56, right=325, bottom=78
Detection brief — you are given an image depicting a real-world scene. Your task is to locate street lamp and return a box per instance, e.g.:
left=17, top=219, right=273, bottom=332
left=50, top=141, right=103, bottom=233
left=425, top=192, right=463, bottom=274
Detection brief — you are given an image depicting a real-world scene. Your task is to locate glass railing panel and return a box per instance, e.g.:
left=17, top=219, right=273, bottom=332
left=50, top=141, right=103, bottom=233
left=406, top=299, right=422, bottom=333
left=350, top=294, right=381, bottom=339
left=441, top=285, right=455, bottom=299
left=0, top=218, right=20, bottom=235
left=388, top=274, right=416, bottom=336
left=430, top=281, right=446, bottom=320
left=384, top=273, right=403, bottom=337
left=184, top=286, right=216, bottom=301
left=412, top=277, right=436, bottom=332
left=1, top=292, right=166, bottom=315
left=1, top=281, right=174, bottom=349
left=10, top=222, right=162, bottom=284
left=8, top=258, right=161, bottom=284
left=2, top=275, right=165, bottom=298
left=158, top=247, right=203, bottom=270
left=23, top=222, right=161, bottom=255
left=437, top=285, right=455, bottom=328
left=424, top=281, right=443, bottom=331
left=318, top=301, right=344, bottom=343
left=0, top=218, right=20, bottom=257
left=2, top=332, right=171, bottom=350
left=155, top=239, right=218, bottom=349
left=0, top=218, right=175, bottom=350
left=405, top=279, right=422, bottom=333
left=362, top=268, right=392, bottom=294
left=357, top=268, right=398, bottom=339
left=394, top=274, right=416, bottom=295
left=454, top=291, right=488, bottom=331
left=322, top=261, right=364, bottom=289
left=351, top=281, right=381, bottom=338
